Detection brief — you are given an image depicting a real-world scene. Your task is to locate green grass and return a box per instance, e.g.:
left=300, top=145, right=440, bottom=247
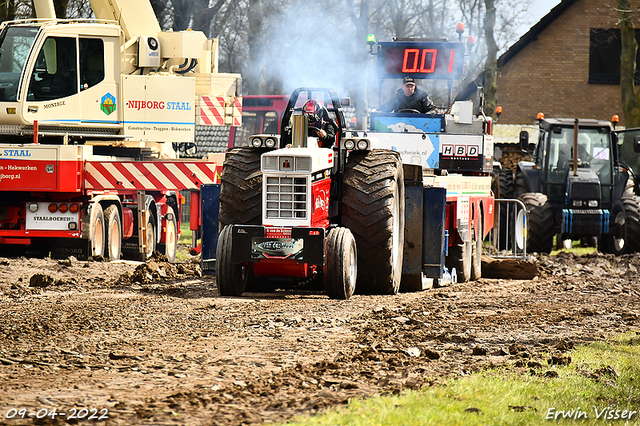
left=282, top=333, right=640, bottom=426
left=550, top=235, right=598, bottom=256
left=176, top=223, right=194, bottom=262
left=179, top=222, right=193, bottom=245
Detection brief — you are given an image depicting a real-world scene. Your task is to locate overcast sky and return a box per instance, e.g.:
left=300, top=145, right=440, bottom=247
left=515, top=0, right=561, bottom=40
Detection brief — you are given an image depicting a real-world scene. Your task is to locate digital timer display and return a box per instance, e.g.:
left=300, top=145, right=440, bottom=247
left=378, top=42, right=465, bottom=80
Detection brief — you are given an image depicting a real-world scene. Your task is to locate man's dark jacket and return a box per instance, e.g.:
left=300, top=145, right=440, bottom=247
left=380, top=88, right=436, bottom=113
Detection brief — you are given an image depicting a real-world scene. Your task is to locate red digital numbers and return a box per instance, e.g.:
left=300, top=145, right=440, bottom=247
left=402, top=49, right=436, bottom=73
left=401, top=48, right=455, bottom=74
left=381, top=42, right=464, bottom=79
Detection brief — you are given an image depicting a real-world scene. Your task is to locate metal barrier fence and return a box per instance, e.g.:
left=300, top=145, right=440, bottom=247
left=487, top=198, right=528, bottom=259
left=180, top=190, right=191, bottom=224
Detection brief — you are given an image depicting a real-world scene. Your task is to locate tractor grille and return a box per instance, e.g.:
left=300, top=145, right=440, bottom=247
left=265, top=176, right=308, bottom=219
left=571, top=182, right=600, bottom=200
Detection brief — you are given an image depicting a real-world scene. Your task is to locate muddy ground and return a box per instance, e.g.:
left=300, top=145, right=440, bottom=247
left=0, top=248, right=639, bottom=425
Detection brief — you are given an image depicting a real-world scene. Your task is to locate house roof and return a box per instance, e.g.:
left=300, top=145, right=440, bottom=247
left=497, top=0, right=578, bottom=68
left=493, top=123, right=539, bottom=144
left=456, top=0, right=577, bottom=103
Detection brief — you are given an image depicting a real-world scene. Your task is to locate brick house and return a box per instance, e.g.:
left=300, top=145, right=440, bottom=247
left=496, top=0, right=629, bottom=125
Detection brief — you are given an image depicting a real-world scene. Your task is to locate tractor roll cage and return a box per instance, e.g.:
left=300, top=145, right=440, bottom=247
left=279, top=87, right=347, bottom=148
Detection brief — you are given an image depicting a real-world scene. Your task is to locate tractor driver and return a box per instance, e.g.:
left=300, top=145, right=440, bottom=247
left=379, top=76, right=436, bottom=113
left=303, top=99, right=337, bottom=148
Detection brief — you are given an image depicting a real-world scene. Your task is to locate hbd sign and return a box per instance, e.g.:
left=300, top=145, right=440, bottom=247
left=442, top=144, right=480, bottom=158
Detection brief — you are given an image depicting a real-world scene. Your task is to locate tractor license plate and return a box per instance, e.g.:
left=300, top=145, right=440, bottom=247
left=251, top=237, right=304, bottom=259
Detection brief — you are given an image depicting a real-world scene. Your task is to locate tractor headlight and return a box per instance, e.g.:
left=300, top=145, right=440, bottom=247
left=344, top=139, right=355, bottom=150
left=357, top=139, right=369, bottom=150
left=572, top=200, right=582, bottom=207
left=588, top=200, right=599, bottom=207
left=263, top=156, right=278, bottom=171
left=28, top=203, right=38, bottom=212
left=264, top=137, right=276, bottom=148
left=251, top=137, right=263, bottom=148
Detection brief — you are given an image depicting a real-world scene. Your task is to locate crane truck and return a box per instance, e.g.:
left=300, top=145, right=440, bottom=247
left=204, top=27, right=496, bottom=299
left=0, top=0, right=241, bottom=261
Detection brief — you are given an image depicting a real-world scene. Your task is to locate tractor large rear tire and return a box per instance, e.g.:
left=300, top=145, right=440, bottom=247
left=341, top=150, right=405, bottom=295
left=519, top=192, right=554, bottom=254
left=499, top=170, right=514, bottom=199
left=216, top=225, right=247, bottom=297
left=599, top=195, right=640, bottom=255
left=324, top=227, right=357, bottom=300
left=515, top=170, right=528, bottom=198
left=218, top=148, right=265, bottom=229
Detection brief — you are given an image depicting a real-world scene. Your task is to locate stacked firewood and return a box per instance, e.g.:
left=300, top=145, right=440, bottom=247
left=499, top=151, right=531, bottom=170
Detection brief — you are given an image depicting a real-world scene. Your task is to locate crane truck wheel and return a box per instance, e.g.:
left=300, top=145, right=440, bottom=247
left=471, top=213, right=483, bottom=281
left=447, top=241, right=472, bottom=283
left=144, top=212, right=157, bottom=260
left=324, top=227, right=357, bottom=300
left=600, top=195, right=640, bottom=255
left=158, top=206, right=178, bottom=263
left=216, top=225, right=247, bottom=297
left=341, top=150, right=405, bottom=295
left=218, top=147, right=266, bottom=229
left=89, top=203, right=105, bottom=258
left=519, top=192, right=554, bottom=254
left=498, top=170, right=515, bottom=250
left=103, top=205, right=122, bottom=261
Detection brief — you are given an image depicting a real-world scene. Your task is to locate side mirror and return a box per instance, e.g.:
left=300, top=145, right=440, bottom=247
left=519, top=130, right=529, bottom=151
left=340, top=97, right=351, bottom=107
left=634, top=135, right=640, bottom=153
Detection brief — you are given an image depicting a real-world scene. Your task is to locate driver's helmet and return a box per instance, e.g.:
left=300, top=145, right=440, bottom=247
left=303, top=99, right=321, bottom=124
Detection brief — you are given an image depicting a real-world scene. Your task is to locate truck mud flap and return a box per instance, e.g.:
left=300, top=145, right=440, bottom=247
left=200, top=184, right=221, bottom=273
left=401, top=167, right=447, bottom=291
left=51, top=238, right=90, bottom=260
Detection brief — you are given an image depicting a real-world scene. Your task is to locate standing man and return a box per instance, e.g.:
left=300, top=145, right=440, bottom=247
left=380, top=76, right=436, bottom=113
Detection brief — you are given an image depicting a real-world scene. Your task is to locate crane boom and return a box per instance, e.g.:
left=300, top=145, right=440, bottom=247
left=89, top=0, right=161, bottom=41
left=33, top=0, right=56, bottom=19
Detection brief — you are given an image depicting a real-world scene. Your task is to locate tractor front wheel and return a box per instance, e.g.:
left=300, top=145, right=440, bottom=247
left=324, top=227, right=357, bottom=300
left=216, top=225, right=247, bottom=296
left=519, top=192, right=554, bottom=254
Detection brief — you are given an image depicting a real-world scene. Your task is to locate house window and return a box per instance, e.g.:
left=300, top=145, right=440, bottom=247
left=589, top=28, right=640, bottom=84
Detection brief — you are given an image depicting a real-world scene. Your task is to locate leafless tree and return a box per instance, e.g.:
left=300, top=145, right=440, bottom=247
left=483, top=0, right=498, bottom=116
left=0, top=0, right=17, bottom=21
left=619, top=0, right=640, bottom=126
